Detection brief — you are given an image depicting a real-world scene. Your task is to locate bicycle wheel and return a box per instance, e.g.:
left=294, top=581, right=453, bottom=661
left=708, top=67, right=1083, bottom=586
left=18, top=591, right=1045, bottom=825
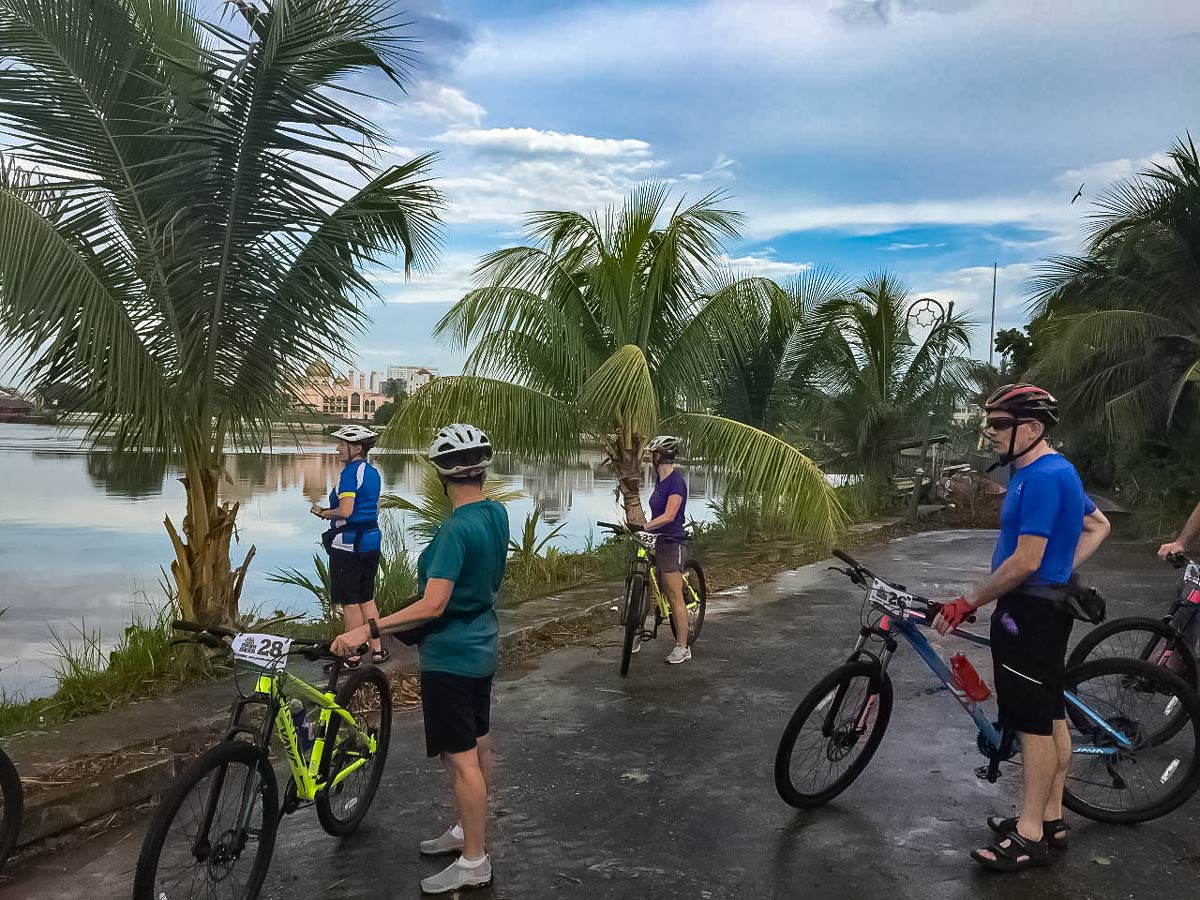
left=1067, top=616, right=1199, bottom=688
left=1062, top=657, right=1200, bottom=824
left=134, top=740, right=279, bottom=900
left=0, top=747, right=23, bottom=873
left=620, top=573, right=647, bottom=677
left=670, top=560, right=708, bottom=646
left=774, top=661, right=894, bottom=808
left=316, top=666, right=393, bottom=836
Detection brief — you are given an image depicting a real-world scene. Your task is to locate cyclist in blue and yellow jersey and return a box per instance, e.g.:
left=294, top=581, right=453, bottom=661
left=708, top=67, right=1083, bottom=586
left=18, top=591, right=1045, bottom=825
left=311, top=424, right=384, bottom=665
left=333, top=423, right=508, bottom=895
left=640, top=435, right=692, bottom=665
left=934, top=384, right=1110, bottom=872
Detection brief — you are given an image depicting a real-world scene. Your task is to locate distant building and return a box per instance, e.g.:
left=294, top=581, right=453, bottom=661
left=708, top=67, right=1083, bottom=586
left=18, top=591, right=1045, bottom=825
left=384, top=365, right=437, bottom=393
left=368, top=370, right=385, bottom=393
left=0, top=389, right=33, bottom=422
left=293, top=361, right=389, bottom=421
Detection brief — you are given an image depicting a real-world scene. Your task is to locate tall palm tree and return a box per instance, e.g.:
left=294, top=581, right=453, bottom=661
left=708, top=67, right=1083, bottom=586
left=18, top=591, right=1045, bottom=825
left=1030, top=135, right=1200, bottom=434
left=387, top=186, right=847, bottom=542
left=711, top=267, right=850, bottom=433
left=809, top=272, right=975, bottom=486
left=0, top=0, right=443, bottom=625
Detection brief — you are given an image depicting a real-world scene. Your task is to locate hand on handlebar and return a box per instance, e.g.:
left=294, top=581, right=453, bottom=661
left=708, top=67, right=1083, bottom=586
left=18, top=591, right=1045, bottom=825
left=331, top=624, right=372, bottom=658
left=1159, top=541, right=1186, bottom=561
left=932, top=597, right=976, bottom=635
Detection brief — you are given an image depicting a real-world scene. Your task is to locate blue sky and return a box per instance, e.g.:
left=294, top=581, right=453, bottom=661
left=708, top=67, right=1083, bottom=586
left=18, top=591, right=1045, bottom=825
left=89, top=2, right=1200, bottom=375
left=340, top=0, right=1199, bottom=372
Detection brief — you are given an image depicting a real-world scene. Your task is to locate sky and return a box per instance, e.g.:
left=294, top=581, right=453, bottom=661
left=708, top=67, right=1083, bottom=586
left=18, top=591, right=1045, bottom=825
left=39, top=1, right=1200, bottom=377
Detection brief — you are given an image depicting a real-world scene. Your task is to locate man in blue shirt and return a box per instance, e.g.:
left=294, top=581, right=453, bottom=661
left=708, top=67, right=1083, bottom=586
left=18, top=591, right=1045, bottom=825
left=934, top=384, right=1109, bottom=872
left=311, top=424, right=384, bottom=664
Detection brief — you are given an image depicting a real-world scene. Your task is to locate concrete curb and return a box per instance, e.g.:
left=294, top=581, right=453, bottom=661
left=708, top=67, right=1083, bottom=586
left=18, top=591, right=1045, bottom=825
left=7, top=516, right=925, bottom=851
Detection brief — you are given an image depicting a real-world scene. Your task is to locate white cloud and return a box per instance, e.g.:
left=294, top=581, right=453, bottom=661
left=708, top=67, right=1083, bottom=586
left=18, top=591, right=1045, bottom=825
left=435, top=126, right=653, bottom=158
left=403, top=81, right=486, bottom=126
left=884, top=241, right=945, bottom=251
left=1053, top=152, right=1172, bottom=193
left=743, top=194, right=1081, bottom=240
left=367, top=250, right=477, bottom=304
left=718, top=253, right=812, bottom=278
left=680, top=154, right=737, bottom=182
left=913, top=261, right=1041, bottom=353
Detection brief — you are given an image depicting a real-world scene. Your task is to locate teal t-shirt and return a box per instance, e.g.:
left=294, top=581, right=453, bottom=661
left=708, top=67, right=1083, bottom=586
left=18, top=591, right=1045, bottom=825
left=416, top=499, right=510, bottom=678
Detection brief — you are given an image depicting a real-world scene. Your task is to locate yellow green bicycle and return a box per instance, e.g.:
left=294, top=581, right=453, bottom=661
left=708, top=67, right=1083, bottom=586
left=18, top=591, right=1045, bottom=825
left=598, top=521, right=707, bottom=676
left=133, top=621, right=392, bottom=900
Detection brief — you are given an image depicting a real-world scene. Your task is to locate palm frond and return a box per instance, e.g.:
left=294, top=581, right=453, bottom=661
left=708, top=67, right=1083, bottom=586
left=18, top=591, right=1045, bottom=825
left=580, top=344, right=659, bottom=441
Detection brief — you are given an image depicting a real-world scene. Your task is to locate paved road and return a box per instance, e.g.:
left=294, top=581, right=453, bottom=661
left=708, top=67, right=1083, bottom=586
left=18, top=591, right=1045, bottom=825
left=5, top=530, right=1199, bottom=899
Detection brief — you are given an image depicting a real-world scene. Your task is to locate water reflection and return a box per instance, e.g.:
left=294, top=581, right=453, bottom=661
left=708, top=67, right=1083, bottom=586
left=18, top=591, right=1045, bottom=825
left=0, top=424, right=723, bottom=700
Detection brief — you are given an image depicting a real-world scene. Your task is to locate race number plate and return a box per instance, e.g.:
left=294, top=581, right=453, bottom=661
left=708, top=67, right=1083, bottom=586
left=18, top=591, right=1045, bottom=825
left=232, top=633, right=293, bottom=670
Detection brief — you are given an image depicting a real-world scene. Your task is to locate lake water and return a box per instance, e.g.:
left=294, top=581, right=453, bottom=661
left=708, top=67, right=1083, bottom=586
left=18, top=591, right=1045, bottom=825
left=0, top=423, right=726, bottom=699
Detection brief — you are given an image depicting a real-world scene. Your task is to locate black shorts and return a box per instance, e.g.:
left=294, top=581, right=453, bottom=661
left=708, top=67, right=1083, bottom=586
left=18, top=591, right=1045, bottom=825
left=420, top=670, right=493, bottom=757
left=655, top=542, right=687, bottom=574
left=989, top=592, right=1074, bottom=736
left=329, top=550, right=380, bottom=606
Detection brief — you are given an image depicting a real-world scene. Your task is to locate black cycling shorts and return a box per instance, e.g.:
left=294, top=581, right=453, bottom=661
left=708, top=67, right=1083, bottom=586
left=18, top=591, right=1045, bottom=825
left=329, top=550, right=380, bottom=606
left=420, top=670, right=493, bottom=757
left=989, top=592, right=1074, bottom=736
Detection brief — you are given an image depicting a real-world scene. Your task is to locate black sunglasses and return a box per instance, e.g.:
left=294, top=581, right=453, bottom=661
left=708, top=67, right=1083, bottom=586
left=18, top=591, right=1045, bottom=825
left=984, top=416, right=1019, bottom=431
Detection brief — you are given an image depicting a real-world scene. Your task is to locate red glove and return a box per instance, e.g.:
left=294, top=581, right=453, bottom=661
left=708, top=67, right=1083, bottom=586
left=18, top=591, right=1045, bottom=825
left=936, top=597, right=975, bottom=632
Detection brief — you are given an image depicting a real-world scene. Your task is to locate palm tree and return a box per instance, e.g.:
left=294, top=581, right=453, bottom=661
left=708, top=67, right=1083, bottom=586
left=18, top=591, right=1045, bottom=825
left=1030, top=135, right=1200, bottom=435
left=0, top=0, right=443, bottom=625
left=386, top=186, right=847, bottom=542
left=710, top=267, right=850, bottom=433
left=808, top=272, right=976, bottom=487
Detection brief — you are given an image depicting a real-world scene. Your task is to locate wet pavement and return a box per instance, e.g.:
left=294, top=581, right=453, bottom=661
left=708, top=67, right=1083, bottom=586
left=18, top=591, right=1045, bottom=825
left=5, top=529, right=1199, bottom=899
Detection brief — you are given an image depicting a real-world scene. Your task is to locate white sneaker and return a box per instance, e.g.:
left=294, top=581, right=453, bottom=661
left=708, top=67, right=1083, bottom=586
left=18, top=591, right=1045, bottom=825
left=631, top=636, right=642, bottom=654
left=419, top=823, right=464, bottom=856
left=666, top=645, right=692, bottom=664
left=421, top=855, right=492, bottom=894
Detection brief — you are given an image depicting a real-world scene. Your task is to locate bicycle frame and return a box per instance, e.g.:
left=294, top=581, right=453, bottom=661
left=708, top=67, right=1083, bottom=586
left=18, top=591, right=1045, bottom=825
left=846, top=582, right=1131, bottom=772
left=625, top=536, right=699, bottom=624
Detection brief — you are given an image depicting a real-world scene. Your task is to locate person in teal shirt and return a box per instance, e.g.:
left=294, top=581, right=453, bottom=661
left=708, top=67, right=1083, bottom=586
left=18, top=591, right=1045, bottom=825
left=333, top=423, right=507, bottom=895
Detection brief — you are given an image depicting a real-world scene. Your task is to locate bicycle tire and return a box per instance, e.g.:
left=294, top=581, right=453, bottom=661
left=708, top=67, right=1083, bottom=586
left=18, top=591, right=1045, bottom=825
left=620, top=573, right=647, bottom=677
left=670, top=560, right=708, bottom=646
left=1067, top=616, right=1199, bottom=688
left=775, top=661, right=894, bottom=808
left=134, top=740, right=279, bottom=900
left=0, top=747, right=23, bottom=873
left=1062, top=657, right=1200, bottom=824
left=316, top=665, right=393, bottom=836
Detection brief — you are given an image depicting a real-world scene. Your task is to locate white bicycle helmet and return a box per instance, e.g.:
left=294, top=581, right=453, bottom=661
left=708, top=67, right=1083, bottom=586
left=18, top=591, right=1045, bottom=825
left=428, top=423, right=494, bottom=477
left=645, top=435, right=681, bottom=457
left=331, top=424, right=379, bottom=444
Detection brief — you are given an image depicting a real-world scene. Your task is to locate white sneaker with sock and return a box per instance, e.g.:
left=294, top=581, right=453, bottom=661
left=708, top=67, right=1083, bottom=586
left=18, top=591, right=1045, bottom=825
left=420, top=854, right=492, bottom=894
left=666, top=645, right=691, bottom=664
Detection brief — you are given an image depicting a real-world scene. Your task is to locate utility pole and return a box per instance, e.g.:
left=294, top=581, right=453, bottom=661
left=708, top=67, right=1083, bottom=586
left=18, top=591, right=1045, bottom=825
left=988, top=261, right=997, bottom=369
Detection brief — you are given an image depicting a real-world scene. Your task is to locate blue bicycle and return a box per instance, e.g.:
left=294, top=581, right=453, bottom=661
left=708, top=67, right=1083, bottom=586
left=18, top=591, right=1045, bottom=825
left=774, top=550, right=1200, bottom=824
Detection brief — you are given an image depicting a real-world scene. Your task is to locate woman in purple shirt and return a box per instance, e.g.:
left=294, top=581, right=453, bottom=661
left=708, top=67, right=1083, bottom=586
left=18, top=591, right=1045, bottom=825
left=642, top=435, right=692, bottom=664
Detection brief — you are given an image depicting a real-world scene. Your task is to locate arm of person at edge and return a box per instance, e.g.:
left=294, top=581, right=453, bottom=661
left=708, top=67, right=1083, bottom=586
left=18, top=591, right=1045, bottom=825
left=933, top=534, right=1050, bottom=635
left=641, top=494, right=684, bottom=532
left=1159, top=500, right=1200, bottom=559
left=330, top=578, right=453, bottom=656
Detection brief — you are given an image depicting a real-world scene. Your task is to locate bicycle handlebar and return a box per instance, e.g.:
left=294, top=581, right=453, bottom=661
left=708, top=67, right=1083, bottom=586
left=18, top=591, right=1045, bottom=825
left=173, top=620, right=333, bottom=655
left=1168, top=551, right=1191, bottom=570
left=828, top=552, right=976, bottom=626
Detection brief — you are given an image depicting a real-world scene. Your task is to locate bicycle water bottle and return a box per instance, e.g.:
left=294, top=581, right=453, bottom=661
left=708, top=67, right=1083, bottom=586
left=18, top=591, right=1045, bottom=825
left=289, top=699, right=315, bottom=754
left=949, top=653, right=992, bottom=702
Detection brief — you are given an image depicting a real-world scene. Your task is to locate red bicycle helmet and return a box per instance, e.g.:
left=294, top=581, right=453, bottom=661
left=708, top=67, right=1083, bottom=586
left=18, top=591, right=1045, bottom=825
left=983, top=383, right=1059, bottom=426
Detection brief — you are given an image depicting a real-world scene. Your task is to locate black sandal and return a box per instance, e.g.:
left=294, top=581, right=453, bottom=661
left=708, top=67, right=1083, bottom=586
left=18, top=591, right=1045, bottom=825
left=370, top=648, right=390, bottom=664
left=344, top=655, right=362, bottom=669
left=987, top=815, right=1070, bottom=850
left=970, top=830, right=1051, bottom=872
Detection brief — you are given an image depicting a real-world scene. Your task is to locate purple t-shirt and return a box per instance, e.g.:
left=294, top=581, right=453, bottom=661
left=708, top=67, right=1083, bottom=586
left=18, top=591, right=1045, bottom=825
left=649, top=469, right=688, bottom=544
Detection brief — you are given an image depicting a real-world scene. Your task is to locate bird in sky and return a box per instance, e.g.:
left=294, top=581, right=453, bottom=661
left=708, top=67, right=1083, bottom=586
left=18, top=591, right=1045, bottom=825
left=1070, top=182, right=1085, bottom=204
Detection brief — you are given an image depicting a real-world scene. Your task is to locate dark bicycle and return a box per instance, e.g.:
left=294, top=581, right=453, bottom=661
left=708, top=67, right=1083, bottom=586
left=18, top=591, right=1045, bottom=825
left=1067, top=551, right=1200, bottom=687
left=0, top=746, right=22, bottom=872
left=598, top=522, right=707, bottom=677
left=774, top=550, right=1200, bottom=824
